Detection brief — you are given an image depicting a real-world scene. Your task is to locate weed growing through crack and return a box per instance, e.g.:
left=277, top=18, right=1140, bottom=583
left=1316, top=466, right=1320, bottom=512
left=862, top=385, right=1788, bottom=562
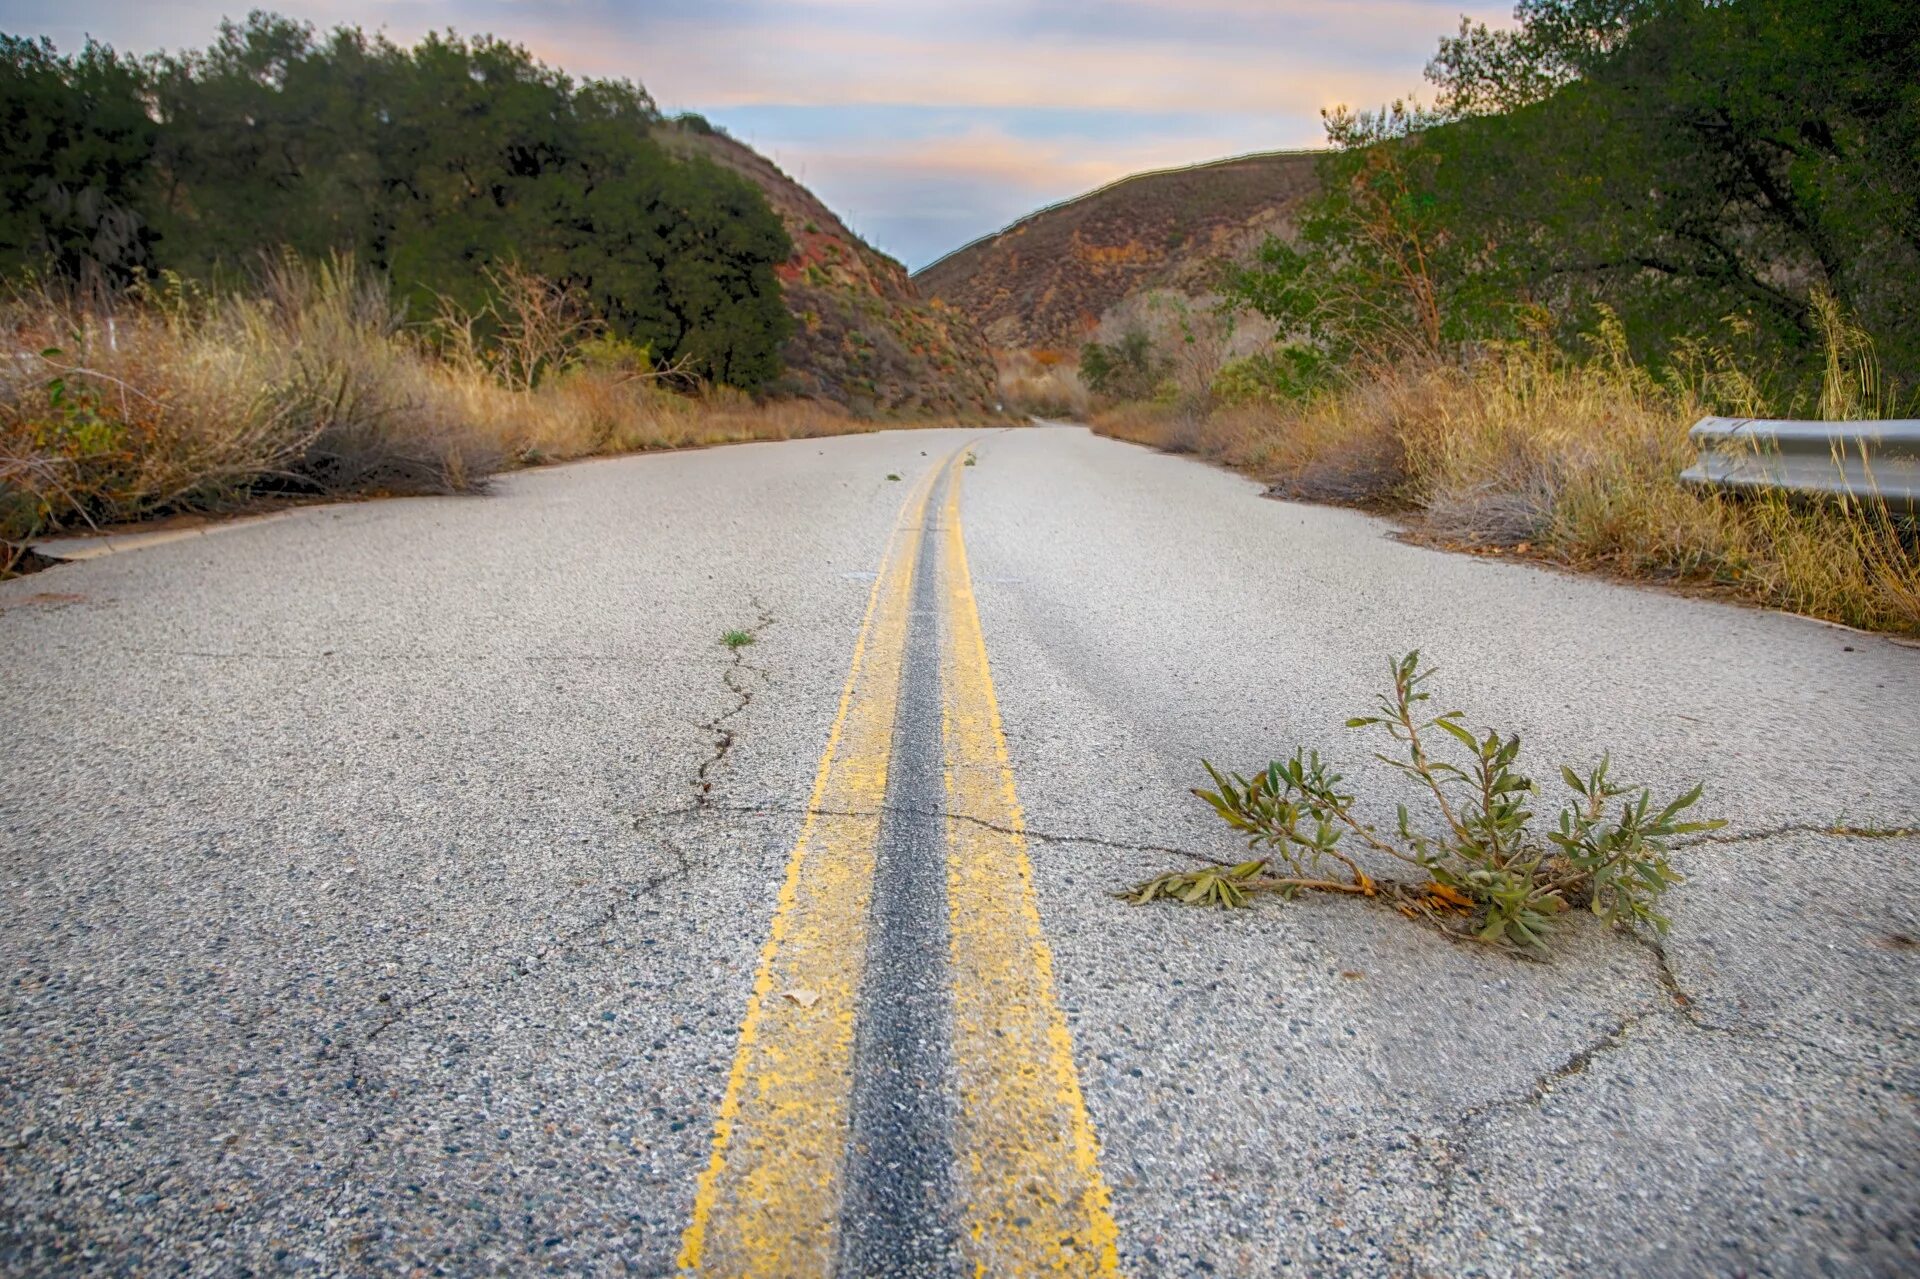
left=1129, top=651, right=1725, bottom=956
left=964, top=452, right=977, bottom=466
left=721, top=628, right=756, bottom=649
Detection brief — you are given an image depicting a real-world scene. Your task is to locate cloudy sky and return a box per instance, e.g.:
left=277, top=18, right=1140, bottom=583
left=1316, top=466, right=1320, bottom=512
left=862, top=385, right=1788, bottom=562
left=0, top=0, right=1509, bottom=269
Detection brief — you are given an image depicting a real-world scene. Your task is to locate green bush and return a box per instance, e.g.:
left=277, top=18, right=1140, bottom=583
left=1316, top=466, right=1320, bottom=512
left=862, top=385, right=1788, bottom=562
left=1, top=15, right=794, bottom=389
left=1225, top=0, right=1920, bottom=403
left=1212, top=348, right=1333, bottom=406
left=1080, top=329, right=1163, bottom=401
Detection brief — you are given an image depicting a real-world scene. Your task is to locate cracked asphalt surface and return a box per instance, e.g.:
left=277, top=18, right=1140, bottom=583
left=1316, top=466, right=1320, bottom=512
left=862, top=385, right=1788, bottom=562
left=4, top=424, right=1917, bottom=1276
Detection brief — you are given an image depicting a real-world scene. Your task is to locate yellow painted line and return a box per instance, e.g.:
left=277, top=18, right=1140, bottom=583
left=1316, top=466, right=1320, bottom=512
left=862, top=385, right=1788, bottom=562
left=678, top=462, right=941, bottom=1277
left=938, top=454, right=1124, bottom=1276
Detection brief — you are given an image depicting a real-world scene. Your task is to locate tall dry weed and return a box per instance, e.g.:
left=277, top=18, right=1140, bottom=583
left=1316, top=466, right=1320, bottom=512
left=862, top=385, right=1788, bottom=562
left=2, top=258, right=955, bottom=565
left=996, top=349, right=1089, bottom=418
left=1091, top=333, right=1920, bottom=633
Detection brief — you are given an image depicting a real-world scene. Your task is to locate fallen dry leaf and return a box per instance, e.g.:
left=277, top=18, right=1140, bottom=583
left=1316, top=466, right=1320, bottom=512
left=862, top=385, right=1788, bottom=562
left=1424, top=881, right=1475, bottom=910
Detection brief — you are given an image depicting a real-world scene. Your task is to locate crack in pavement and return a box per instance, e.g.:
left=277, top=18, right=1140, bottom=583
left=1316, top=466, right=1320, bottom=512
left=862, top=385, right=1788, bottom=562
left=629, top=800, right=1914, bottom=1016
left=1676, top=820, right=1920, bottom=848
left=1626, top=930, right=1716, bottom=1029
left=313, top=832, right=708, bottom=1220
left=361, top=839, right=704, bottom=1050
left=381, top=596, right=792, bottom=1153
left=631, top=797, right=1227, bottom=866
left=317, top=745, right=755, bottom=1192
left=623, top=788, right=1914, bottom=1264
left=634, top=803, right=1919, bottom=871
left=320, top=1128, right=378, bottom=1216
left=1412, top=920, right=1840, bottom=1248
left=692, top=598, right=775, bottom=810
left=363, top=990, right=437, bottom=1045
left=1422, top=1013, right=1636, bottom=1235
left=1419, top=998, right=1739, bottom=1241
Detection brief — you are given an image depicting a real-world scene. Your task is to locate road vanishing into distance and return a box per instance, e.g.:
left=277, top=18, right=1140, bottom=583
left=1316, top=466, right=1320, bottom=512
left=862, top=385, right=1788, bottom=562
left=4, top=425, right=1918, bottom=1277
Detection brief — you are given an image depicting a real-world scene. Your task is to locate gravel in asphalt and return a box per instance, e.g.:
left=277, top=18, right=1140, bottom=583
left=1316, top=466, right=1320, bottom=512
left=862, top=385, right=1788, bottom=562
left=3, top=424, right=1915, bottom=1277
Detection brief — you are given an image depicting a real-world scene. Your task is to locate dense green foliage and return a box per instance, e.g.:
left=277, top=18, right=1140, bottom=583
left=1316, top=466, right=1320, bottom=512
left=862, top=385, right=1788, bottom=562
left=0, top=14, right=792, bottom=388
left=0, top=36, right=156, bottom=281
left=1230, top=0, right=1920, bottom=407
left=1079, top=329, right=1164, bottom=400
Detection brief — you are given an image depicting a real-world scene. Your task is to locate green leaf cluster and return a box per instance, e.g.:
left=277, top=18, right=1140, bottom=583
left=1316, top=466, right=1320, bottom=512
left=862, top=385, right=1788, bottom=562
left=1172, top=651, right=1723, bottom=956
left=1129, top=860, right=1267, bottom=910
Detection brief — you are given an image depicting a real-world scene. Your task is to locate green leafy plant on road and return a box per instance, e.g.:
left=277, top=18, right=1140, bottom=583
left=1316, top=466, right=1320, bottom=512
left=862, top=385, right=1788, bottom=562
left=1129, top=652, right=1724, bottom=956
left=721, top=628, right=756, bottom=649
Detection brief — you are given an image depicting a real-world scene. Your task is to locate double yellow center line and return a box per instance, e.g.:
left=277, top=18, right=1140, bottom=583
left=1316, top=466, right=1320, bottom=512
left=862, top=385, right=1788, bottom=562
left=677, top=444, right=1122, bottom=1276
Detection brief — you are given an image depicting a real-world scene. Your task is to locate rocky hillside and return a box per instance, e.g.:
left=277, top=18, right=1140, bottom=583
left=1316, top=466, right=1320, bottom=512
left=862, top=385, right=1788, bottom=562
left=661, top=119, right=997, bottom=415
left=914, top=151, right=1320, bottom=352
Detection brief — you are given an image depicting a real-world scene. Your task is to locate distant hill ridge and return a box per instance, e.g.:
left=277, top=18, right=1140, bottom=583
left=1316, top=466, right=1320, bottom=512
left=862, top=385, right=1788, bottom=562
left=915, top=150, right=1322, bottom=351
left=661, top=119, right=997, bottom=415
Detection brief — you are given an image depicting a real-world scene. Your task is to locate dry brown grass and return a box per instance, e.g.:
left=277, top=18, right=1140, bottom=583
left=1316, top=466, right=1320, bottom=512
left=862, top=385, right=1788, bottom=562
left=439, top=369, right=869, bottom=463
left=1092, top=347, right=1920, bottom=634
left=995, top=348, right=1089, bottom=418
left=1, top=262, right=954, bottom=569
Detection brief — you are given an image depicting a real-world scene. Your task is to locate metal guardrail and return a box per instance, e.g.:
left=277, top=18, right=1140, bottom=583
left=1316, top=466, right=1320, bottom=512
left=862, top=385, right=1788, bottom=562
left=1680, top=417, right=1920, bottom=515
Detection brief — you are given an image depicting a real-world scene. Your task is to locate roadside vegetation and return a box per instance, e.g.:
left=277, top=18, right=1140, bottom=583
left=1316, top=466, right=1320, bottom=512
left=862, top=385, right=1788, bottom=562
left=0, top=260, right=900, bottom=575
left=1129, top=652, right=1724, bottom=958
left=1047, top=0, right=1920, bottom=634
left=1, top=16, right=793, bottom=387
left=0, top=16, right=982, bottom=575
left=994, top=348, right=1087, bottom=420
left=1096, top=317, right=1920, bottom=633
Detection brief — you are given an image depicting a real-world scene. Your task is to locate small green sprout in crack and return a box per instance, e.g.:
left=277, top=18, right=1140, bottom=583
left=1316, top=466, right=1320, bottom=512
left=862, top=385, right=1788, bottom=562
left=885, top=473, right=902, bottom=481
left=1128, top=650, right=1727, bottom=958
left=964, top=452, right=978, bottom=467
left=721, top=628, right=756, bottom=650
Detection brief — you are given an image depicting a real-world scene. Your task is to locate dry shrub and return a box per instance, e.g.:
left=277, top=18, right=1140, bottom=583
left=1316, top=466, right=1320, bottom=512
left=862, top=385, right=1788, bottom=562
left=1080, top=399, right=1174, bottom=450
left=422, top=368, right=863, bottom=469
left=1096, top=389, right=1406, bottom=499
left=3, top=284, right=311, bottom=539
left=243, top=256, right=503, bottom=491
left=1091, top=344, right=1920, bottom=634
left=996, top=348, right=1088, bottom=418
left=1, top=259, right=498, bottom=545
left=2, top=259, right=957, bottom=561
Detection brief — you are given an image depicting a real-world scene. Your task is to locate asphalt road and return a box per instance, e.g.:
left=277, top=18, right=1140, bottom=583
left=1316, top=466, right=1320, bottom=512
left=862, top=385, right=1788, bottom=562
left=3, top=425, right=1916, bottom=1277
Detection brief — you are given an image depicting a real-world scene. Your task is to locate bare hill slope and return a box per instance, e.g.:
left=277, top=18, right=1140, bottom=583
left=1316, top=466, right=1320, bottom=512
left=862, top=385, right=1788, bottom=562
left=915, top=151, right=1320, bottom=351
left=661, top=120, right=997, bottom=414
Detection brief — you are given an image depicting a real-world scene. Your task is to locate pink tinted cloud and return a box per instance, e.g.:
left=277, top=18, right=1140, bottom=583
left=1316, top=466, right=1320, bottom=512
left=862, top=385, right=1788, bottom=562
left=22, top=1, right=1509, bottom=115
left=514, top=3, right=1510, bottom=114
